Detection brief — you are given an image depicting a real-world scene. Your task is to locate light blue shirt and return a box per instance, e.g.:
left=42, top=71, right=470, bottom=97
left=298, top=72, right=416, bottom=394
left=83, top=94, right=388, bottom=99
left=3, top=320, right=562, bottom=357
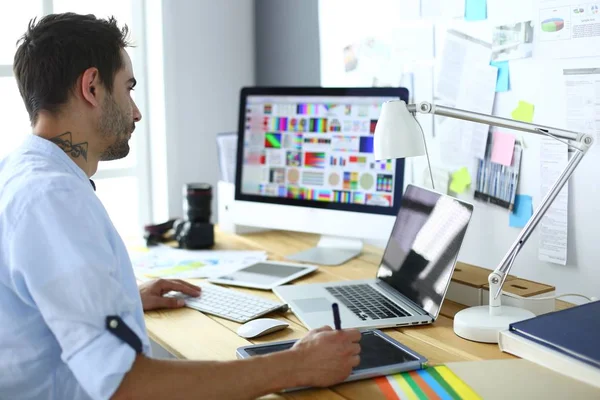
left=0, top=135, right=150, bottom=400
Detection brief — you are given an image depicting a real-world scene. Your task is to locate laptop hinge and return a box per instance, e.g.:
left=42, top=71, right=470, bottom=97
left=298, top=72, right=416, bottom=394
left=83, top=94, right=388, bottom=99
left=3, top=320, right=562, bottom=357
left=376, top=281, right=432, bottom=319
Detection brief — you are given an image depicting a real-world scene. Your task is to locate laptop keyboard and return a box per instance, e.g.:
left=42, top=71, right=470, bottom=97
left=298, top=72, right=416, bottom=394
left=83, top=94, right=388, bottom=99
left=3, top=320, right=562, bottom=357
left=325, top=284, right=410, bottom=321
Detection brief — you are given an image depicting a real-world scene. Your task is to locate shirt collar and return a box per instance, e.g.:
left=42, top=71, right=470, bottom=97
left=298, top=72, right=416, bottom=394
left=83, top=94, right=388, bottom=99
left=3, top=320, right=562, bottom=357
left=22, top=134, right=92, bottom=188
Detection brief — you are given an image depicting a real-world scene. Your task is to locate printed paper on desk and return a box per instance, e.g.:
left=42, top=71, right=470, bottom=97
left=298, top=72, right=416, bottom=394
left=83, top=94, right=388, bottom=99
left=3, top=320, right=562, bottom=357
left=129, top=246, right=268, bottom=280
left=534, top=0, right=600, bottom=59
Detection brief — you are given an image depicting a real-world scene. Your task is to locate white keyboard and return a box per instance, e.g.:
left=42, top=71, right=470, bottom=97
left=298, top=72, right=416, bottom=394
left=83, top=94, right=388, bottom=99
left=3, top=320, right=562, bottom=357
left=167, top=284, right=287, bottom=323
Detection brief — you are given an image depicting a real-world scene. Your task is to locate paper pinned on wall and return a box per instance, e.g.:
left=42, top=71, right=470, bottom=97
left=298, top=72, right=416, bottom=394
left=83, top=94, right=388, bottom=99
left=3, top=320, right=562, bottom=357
left=449, top=167, right=472, bottom=194
left=455, top=64, right=497, bottom=159
left=422, top=166, right=450, bottom=195
left=490, top=60, right=510, bottom=92
left=436, top=30, right=492, bottom=106
left=465, top=0, right=487, bottom=21
left=511, top=100, right=535, bottom=123
left=491, top=131, right=516, bottom=166
left=534, top=0, right=600, bottom=59
left=510, top=194, right=533, bottom=228
left=564, top=68, right=600, bottom=141
left=539, top=138, right=568, bottom=265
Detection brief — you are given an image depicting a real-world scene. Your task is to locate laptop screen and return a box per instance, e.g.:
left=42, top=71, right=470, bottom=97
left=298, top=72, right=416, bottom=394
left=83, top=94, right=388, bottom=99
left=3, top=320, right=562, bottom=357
left=376, top=185, right=473, bottom=318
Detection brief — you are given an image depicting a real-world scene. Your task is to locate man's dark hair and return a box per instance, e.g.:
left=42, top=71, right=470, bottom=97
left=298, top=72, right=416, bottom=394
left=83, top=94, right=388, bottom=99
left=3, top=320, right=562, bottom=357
left=13, top=13, right=130, bottom=125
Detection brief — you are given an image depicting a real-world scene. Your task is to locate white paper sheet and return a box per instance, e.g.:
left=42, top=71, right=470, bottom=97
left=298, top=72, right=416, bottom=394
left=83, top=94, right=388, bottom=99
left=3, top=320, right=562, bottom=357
left=129, top=246, right=268, bottom=280
left=216, top=132, right=238, bottom=183
left=534, top=0, right=600, bottom=59
left=455, top=65, right=497, bottom=159
left=564, top=68, right=600, bottom=141
left=436, top=30, right=492, bottom=106
left=538, top=138, right=569, bottom=265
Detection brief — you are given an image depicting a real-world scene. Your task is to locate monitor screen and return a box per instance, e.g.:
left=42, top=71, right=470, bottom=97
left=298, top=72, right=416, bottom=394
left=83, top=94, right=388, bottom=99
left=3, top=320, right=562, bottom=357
left=376, top=185, right=473, bottom=318
left=235, top=87, right=408, bottom=216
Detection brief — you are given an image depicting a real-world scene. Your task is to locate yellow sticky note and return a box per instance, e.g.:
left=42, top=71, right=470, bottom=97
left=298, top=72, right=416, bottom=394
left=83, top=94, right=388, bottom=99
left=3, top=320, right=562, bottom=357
left=511, top=101, right=535, bottom=123
left=450, top=167, right=471, bottom=194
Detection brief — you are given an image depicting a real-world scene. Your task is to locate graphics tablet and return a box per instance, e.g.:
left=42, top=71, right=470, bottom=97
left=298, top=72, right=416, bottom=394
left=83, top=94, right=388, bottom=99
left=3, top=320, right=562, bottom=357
left=236, top=329, right=427, bottom=390
left=208, top=260, right=318, bottom=290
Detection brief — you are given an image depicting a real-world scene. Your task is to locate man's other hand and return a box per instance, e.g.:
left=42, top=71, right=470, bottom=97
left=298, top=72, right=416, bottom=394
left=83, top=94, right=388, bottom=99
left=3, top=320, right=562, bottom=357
left=291, top=326, right=361, bottom=388
left=139, top=279, right=201, bottom=311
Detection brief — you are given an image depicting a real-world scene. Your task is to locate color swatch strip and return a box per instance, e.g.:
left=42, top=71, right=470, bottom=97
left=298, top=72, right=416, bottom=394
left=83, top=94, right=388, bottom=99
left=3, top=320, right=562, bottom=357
left=374, top=366, right=481, bottom=400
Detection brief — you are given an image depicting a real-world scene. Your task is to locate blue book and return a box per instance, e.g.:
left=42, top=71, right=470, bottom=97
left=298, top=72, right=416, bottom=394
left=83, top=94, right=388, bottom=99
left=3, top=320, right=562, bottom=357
left=508, top=301, right=600, bottom=368
left=499, top=301, right=600, bottom=388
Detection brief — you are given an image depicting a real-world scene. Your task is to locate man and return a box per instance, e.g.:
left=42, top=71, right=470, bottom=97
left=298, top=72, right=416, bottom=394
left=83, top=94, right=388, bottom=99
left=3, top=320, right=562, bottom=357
left=0, top=13, right=361, bottom=400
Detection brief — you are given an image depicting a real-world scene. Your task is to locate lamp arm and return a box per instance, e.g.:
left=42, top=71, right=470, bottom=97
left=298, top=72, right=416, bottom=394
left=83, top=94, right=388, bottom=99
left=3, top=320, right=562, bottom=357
left=407, top=101, right=595, bottom=307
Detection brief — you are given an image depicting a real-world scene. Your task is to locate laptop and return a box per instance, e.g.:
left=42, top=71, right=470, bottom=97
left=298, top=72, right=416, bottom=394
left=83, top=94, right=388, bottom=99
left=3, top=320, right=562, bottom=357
left=274, top=184, right=474, bottom=330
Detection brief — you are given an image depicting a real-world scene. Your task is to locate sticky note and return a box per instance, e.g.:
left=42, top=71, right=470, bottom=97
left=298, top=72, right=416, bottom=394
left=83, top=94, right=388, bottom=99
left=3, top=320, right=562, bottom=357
left=465, top=0, right=487, bottom=21
left=511, top=101, right=535, bottom=123
left=491, top=131, right=516, bottom=166
left=449, top=167, right=471, bottom=194
left=510, top=195, right=533, bottom=228
left=490, top=60, right=510, bottom=92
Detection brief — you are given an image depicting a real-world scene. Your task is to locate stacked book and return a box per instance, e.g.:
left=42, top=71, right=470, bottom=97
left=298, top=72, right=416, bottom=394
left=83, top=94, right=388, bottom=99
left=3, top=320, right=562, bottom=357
left=498, top=300, right=600, bottom=389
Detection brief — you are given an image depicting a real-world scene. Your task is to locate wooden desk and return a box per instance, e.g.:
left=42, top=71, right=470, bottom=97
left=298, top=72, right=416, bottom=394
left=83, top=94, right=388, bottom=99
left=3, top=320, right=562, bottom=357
left=144, top=229, right=514, bottom=399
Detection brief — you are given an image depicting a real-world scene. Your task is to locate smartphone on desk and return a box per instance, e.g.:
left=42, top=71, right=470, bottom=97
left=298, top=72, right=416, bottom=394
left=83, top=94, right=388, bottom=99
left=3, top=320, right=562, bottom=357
left=236, top=329, right=427, bottom=391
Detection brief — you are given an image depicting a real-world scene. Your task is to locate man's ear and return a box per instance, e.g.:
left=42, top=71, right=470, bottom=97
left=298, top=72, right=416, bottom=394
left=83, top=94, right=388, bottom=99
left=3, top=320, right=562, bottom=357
left=80, top=67, right=102, bottom=107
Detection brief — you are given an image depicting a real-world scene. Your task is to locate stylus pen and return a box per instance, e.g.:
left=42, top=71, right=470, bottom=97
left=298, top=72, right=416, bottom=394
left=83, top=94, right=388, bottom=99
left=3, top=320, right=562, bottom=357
left=332, top=303, right=341, bottom=330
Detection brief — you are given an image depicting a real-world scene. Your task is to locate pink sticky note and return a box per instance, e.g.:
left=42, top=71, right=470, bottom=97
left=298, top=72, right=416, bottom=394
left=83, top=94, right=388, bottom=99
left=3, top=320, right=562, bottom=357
left=491, top=131, right=516, bottom=166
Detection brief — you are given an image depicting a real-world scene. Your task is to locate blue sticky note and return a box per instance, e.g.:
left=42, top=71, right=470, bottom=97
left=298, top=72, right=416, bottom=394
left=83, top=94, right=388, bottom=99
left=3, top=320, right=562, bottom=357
left=465, top=0, right=487, bottom=21
left=490, top=61, right=510, bottom=92
left=510, top=195, right=533, bottom=228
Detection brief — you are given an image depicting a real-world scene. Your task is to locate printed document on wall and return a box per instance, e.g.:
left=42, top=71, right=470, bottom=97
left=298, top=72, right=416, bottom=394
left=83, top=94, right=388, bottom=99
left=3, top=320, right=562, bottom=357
left=564, top=68, right=600, bottom=141
left=538, top=138, right=568, bottom=265
left=534, top=0, right=600, bottom=59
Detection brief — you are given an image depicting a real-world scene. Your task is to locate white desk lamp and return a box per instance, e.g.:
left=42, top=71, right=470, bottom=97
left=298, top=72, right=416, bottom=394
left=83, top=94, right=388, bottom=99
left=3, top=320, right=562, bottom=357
left=374, top=100, right=593, bottom=343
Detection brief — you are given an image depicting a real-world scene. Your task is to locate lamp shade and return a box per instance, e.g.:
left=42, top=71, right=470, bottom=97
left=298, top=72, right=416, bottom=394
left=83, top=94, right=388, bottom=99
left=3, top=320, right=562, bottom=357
left=373, top=100, right=425, bottom=161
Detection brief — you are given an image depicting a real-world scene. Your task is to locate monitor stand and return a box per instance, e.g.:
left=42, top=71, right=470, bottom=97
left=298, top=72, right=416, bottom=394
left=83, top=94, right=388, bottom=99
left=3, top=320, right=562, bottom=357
left=285, top=236, right=363, bottom=266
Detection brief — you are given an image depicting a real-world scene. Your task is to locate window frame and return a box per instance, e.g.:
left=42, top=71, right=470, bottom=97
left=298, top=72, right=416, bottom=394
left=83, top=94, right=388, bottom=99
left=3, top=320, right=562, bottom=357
left=0, top=0, right=153, bottom=235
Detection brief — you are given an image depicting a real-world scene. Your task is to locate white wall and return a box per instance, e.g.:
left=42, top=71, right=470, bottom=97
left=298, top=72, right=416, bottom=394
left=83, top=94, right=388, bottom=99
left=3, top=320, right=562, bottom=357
left=159, top=0, right=254, bottom=220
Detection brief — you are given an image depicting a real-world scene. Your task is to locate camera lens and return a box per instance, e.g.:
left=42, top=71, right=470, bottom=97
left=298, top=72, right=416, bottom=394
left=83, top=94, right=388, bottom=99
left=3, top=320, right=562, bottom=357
left=183, top=183, right=212, bottom=223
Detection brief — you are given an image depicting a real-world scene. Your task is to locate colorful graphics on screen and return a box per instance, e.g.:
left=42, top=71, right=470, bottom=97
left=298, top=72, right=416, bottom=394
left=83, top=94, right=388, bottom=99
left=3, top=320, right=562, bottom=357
left=269, top=168, right=285, bottom=184
left=359, top=136, right=374, bottom=153
left=330, top=156, right=347, bottom=166
left=265, top=132, right=282, bottom=148
left=370, top=120, right=378, bottom=134
left=242, top=97, right=397, bottom=208
left=349, top=155, right=368, bottom=166
left=286, top=151, right=302, bottom=166
left=343, top=172, right=359, bottom=190
left=287, top=168, right=300, bottom=184
left=333, top=190, right=352, bottom=203
left=367, top=194, right=392, bottom=207
left=329, top=119, right=342, bottom=132
left=305, top=152, right=326, bottom=168
left=376, top=174, right=393, bottom=192
left=353, top=192, right=366, bottom=204
left=302, top=171, right=325, bottom=186
left=305, top=189, right=332, bottom=201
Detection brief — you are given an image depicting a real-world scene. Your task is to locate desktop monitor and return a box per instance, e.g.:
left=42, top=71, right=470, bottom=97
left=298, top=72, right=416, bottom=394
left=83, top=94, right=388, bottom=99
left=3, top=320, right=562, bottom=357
left=231, top=87, right=408, bottom=265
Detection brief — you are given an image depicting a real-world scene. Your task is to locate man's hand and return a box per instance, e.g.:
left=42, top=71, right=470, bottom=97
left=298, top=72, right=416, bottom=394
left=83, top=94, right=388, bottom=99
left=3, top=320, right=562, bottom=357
left=290, top=326, right=361, bottom=388
left=139, top=279, right=201, bottom=311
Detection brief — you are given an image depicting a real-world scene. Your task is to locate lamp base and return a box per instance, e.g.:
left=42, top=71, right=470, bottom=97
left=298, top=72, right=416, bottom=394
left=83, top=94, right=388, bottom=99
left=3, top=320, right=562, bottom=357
left=453, top=305, right=535, bottom=343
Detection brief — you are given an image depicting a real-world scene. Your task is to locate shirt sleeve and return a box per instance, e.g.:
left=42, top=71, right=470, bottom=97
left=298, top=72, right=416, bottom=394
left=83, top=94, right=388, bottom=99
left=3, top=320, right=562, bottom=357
left=7, top=186, right=145, bottom=400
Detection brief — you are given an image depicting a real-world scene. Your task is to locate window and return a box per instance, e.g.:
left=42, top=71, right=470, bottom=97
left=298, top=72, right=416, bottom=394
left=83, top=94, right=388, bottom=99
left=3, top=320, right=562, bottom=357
left=0, top=0, right=151, bottom=240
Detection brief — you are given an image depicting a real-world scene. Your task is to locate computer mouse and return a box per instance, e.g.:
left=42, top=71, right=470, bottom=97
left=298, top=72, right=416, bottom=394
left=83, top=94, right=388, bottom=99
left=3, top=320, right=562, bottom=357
left=237, top=318, right=289, bottom=338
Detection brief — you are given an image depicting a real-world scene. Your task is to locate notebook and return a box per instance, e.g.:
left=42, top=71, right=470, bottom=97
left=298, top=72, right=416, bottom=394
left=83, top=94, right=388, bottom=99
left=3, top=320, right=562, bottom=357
left=499, top=300, right=600, bottom=388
